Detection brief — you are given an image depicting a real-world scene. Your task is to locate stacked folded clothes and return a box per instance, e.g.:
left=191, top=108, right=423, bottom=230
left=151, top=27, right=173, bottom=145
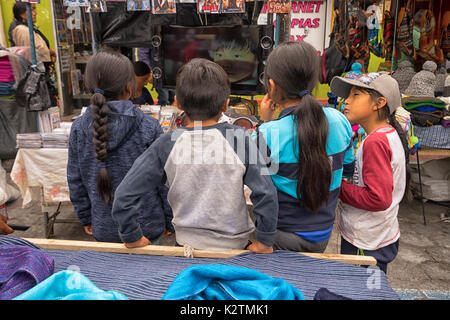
left=0, top=56, right=16, bottom=97
left=402, top=97, right=448, bottom=127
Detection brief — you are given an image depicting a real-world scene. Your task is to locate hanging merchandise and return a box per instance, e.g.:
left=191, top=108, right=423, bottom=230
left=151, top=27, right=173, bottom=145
left=414, top=8, right=445, bottom=65
left=127, top=0, right=151, bottom=11
left=440, top=11, right=450, bottom=60
left=347, top=9, right=369, bottom=64
left=333, top=0, right=350, bottom=58
left=64, top=0, right=89, bottom=6
left=267, top=0, right=291, bottom=14
left=395, top=0, right=414, bottom=59
left=382, top=7, right=395, bottom=62
left=365, top=1, right=384, bottom=57
left=88, top=0, right=108, bottom=12
left=152, top=0, right=177, bottom=13
left=222, top=0, right=245, bottom=14
left=197, top=0, right=222, bottom=14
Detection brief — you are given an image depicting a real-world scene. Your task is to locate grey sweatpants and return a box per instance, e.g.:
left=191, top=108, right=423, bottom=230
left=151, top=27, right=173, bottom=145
left=273, top=229, right=329, bottom=253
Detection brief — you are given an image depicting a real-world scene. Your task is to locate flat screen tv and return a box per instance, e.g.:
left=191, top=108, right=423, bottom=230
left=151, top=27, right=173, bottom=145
left=160, top=25, right=273, bottom=95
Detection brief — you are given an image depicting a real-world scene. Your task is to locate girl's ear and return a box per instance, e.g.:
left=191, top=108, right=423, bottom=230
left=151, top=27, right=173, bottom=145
left=373, top=96, right=387, bottom=111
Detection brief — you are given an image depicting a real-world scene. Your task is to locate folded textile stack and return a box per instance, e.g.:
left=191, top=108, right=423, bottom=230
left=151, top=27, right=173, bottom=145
left=16, top=133, right=42, bottom=148
left=0, top=56, right=16, bottom=97
left=41, top=133, right=69, bottom=148
left=402, top=97, right=448, bottom=127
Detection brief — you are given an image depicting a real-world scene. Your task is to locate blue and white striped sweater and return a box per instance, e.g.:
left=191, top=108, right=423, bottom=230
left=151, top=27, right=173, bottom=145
left=253, top=105, right=354, bottom=238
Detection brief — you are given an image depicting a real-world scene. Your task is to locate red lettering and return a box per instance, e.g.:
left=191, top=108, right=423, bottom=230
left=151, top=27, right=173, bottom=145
left=291, top=18, right=300, bottom=28
left=291, top=1, right=297, bottom=13
left=297, top=1, right=306, bottom=13
left=296, top=35, right=307, bottom=41
left=306, top=2, right=314, bottom=13
left=312, top=18, right=320, bottom=28
left=304, top=18, right=312, bottom=28
left=315, top=1, right=324, bottom=13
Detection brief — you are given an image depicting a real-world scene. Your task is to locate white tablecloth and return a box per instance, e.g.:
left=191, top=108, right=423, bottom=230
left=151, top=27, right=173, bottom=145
left=11, top=148, right=70, bottom=208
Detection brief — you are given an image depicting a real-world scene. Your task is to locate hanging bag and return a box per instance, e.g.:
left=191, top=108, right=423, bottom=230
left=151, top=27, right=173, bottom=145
left=15, top=66, right=52, bottom=112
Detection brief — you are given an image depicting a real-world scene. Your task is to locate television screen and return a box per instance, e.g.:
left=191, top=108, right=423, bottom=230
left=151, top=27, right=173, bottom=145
left=161, top=25, right=268, bottom=95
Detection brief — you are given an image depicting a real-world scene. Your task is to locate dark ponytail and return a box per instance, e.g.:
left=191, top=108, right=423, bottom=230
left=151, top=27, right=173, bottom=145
left=368, top=90, right=411, bottom=199
left=388, top=112, right=411, bottom=198
left=293, top=94, right=331, bottom=212
left=264, top=42, right=331, bottom=212
left=84, top=49, right=136, bottom=204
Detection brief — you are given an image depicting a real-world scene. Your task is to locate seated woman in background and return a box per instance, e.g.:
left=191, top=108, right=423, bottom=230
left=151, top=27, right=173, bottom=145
left=131, top=61, right=154, bottom=106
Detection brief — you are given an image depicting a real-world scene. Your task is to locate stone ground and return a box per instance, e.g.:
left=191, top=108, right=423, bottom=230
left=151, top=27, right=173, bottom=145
left=2, top=159, right=449, bottom=299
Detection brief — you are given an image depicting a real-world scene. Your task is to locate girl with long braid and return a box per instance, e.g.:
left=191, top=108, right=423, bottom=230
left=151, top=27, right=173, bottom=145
left=67, top=49, right=173, bottom=246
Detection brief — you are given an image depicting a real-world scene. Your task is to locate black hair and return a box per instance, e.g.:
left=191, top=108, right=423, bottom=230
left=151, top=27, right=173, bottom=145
left=13, top=1, right=27, bottom=21
left=176, top=58, right=230, bottom=121
left=84, top=49, right=136, bottom=204
left=359, top=88, right=411, bottom=198
left=133, top=61, right=151, bottom=77
left=264, top=42, right=331, bottom=213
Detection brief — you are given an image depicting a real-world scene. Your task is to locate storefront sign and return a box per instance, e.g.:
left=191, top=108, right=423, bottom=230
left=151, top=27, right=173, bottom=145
left=289, top=1, right=327, bottom=55
left=258, top=0, right=328, bottom=55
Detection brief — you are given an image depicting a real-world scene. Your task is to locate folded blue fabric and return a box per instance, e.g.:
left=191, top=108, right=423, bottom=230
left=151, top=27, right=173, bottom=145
left=0, top=244, right=54, bottom=300
left=162, top=264, right=306, bottom=300
left=14, top=270, right=128, bottom=300
left=413, top=105, right=440, bottom=113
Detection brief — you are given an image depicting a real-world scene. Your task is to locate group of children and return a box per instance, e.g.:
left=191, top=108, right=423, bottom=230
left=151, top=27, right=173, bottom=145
left=67, top=42, right=409, bottom=274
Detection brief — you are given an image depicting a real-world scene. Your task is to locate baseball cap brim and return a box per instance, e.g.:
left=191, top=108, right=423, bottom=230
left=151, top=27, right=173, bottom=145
left=330, top=76, right=373, bottom=99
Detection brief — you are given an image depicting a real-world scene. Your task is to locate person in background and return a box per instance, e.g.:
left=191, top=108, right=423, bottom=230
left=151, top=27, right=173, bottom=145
left=253, top=41, right=355, bottom=253
left=9, top=1, right=58, bottom=105
left=131, top=61, right=154, bottom=106
left=8, top=2, right=56, bottom=66
left=137, top=47, right=175, bottom=105
left=67, top=49, right=173, bottom=244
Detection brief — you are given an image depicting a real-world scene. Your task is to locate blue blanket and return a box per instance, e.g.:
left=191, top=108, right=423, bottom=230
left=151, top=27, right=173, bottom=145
left=0, top=236, right=399, bottom=300
left=162, top=264, right=305, bottom=300
left=14, top=270, right=128, bottom=300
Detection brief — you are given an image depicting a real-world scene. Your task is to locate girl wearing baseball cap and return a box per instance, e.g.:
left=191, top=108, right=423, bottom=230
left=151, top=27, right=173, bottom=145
left=330, top=73, right=410, bottom=274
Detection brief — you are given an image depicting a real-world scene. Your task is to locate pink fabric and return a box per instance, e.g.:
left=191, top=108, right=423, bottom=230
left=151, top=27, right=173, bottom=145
left=0, top=57, right=15, bottom=82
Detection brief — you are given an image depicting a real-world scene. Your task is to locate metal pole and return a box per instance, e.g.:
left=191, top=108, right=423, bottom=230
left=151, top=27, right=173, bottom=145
left=390, top=0, right=399, bottom=73
left=25, top=2, right=37, bottom=68
left=274, top=13, right=280, bottom=47
left=416, top=149, right=426, bottom=225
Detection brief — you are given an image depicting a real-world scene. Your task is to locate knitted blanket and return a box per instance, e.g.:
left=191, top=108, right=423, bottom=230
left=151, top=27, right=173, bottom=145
left=0, top=244, right=54, bottom=300
left=0, top=236, right=399, bottom=300
left=402, top=98, right=447, bottom=110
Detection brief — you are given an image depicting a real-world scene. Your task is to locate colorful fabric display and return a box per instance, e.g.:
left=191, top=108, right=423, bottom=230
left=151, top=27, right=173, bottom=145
left=402, top=97, right=447, bottom=111
left=162, top=264, right=306, bottom=300
left=0, top=57, right=15, bottom=83
left=14, top=270, right=128, bottom=300
left=0, top=244, right=54, bottom=300
left=0, top=82, right=16, bottom=96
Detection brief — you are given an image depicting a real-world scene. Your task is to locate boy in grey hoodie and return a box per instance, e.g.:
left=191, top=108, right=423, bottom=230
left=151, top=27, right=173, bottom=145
left=112, top=58, right=278, bottom=253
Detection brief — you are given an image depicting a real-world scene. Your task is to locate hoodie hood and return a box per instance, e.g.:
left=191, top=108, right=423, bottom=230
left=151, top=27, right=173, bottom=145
left=79, top=100, right=144, bottom=151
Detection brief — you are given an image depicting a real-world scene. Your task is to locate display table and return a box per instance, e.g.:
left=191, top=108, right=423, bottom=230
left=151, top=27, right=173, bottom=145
left=10, top=148, right=77, bottom=237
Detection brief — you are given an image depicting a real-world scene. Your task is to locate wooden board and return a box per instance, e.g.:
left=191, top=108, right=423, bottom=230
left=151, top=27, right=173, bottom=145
left=23, top=238, right=377, bottom=266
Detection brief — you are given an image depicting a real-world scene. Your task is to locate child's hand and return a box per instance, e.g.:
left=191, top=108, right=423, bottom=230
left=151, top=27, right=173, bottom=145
left=0, top=215, right=13, bottom=235
left=247, top=241, right=273, bottom=254
left=259, top=94, right=278, bottom=122
left=83, top=224, right=93, bottom=235
left=125, top=236, right=151, bottom=248
left=163, top=229, right=173, bottom=237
